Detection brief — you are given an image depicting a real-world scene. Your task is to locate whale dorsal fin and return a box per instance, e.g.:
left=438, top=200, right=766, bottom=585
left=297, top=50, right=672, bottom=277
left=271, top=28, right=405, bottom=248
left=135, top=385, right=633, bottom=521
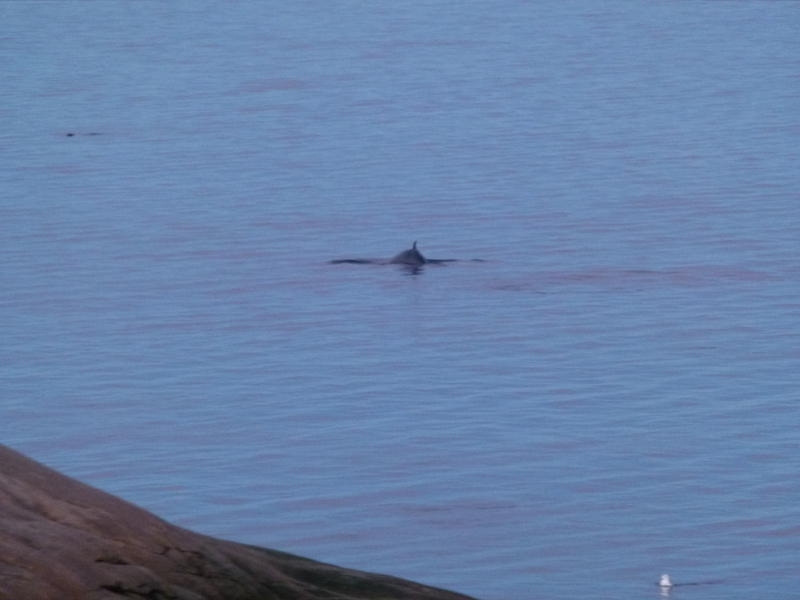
left=389, top=241, right=426, bottom=265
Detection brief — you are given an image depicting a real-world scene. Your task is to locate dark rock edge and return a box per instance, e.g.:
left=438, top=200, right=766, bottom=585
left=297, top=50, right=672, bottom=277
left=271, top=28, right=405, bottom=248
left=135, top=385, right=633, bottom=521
left=0, top=444, right=479, bottom=600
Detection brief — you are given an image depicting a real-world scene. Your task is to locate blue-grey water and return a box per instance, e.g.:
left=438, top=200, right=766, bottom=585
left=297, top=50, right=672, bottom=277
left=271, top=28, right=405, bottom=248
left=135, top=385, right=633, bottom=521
left=2, top=2, right=799, bottom=599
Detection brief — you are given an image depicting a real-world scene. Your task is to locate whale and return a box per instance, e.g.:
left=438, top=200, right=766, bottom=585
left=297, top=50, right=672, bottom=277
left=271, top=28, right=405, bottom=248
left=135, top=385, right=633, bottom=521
left=389, top=241, right=426, bottom=266
left=329, top=242, right=478, bottom=271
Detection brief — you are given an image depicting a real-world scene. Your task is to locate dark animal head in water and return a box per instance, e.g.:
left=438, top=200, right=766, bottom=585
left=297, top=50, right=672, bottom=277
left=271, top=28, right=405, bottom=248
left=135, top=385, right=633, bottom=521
left=389, top=241, right=426, bottom=266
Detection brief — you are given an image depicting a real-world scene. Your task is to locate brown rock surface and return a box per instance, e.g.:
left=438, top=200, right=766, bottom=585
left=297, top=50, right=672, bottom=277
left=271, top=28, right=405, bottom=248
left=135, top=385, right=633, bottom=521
left=0, top=444, right=479, bottom=600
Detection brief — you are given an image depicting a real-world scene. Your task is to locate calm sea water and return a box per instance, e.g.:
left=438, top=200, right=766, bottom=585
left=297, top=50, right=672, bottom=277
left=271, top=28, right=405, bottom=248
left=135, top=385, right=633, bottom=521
left=2, top=2, right=799, bottom=599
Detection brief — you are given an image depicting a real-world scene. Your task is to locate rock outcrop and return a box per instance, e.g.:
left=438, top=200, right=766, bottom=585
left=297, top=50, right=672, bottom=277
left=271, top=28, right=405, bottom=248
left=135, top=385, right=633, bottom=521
left=0, top=444, right=478, bottom=600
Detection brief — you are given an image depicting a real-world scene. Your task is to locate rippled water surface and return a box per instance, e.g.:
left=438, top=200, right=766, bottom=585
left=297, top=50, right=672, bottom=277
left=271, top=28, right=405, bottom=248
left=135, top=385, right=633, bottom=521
left=2, top=2, right=799, bottom=599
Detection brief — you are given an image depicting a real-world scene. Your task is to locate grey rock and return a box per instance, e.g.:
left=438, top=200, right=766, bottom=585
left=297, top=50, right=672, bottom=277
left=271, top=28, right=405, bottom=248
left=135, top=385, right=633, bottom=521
left=0, top=444, right=479, bottom=600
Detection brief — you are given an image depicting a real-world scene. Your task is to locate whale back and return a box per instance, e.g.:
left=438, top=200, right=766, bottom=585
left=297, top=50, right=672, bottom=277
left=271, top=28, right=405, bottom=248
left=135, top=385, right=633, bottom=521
left=389, top=241, right=426, bottom=266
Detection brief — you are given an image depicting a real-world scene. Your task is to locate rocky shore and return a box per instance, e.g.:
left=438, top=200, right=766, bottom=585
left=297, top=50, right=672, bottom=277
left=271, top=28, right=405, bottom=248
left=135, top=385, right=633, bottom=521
left=0, top=444, right=478, bottom=600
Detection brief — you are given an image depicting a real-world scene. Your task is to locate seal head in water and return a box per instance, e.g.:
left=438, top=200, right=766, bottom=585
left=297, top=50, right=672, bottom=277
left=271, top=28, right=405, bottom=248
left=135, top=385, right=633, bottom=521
left=389, top=241, right=426, bottom=266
